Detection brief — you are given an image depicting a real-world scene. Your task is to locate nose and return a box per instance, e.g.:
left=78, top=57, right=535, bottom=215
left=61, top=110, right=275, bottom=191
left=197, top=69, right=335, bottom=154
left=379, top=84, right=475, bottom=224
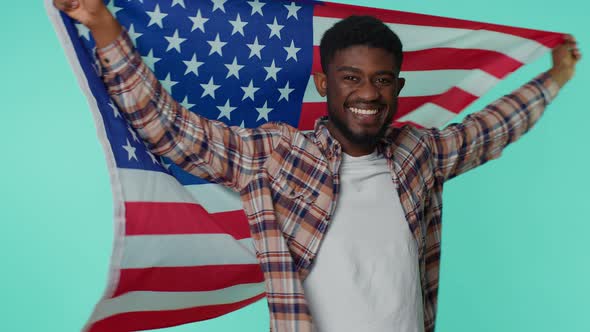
left=356, top=79, right=380, bottom=101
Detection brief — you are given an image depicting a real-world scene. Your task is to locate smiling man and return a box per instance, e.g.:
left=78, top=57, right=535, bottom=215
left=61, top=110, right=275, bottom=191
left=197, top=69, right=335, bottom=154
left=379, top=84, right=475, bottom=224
left=315, top=17, right=405, bottom=157
left=53, top=1, right=580, bottom=331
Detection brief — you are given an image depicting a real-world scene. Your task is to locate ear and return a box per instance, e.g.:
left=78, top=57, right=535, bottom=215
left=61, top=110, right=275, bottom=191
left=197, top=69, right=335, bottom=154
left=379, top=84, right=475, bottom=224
left=395, top=77, right=406, bottom=97
left=313, top=71, right=328, bottom=97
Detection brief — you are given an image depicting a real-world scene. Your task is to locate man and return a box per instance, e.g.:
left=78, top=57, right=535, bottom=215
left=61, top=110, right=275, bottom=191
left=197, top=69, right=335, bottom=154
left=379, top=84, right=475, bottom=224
left=53, top=1, right=580, bottom=331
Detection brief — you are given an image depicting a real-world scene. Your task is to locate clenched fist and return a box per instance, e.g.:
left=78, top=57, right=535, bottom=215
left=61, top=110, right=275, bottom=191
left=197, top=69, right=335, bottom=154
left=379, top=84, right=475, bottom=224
left=548, top=35, right=582, bottom=87
left=52, top=0, right=122, bottom=47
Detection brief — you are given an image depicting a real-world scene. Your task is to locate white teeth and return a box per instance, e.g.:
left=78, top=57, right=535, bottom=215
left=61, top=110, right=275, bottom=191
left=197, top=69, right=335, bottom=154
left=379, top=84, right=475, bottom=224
left=349, top=107, right=378, bottom=115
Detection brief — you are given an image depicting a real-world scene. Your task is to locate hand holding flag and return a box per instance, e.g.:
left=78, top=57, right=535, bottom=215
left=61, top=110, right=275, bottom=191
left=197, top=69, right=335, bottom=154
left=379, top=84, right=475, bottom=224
left=548, top=34, right=581, bottom=87
left=53, top=0, right=122, bottom=47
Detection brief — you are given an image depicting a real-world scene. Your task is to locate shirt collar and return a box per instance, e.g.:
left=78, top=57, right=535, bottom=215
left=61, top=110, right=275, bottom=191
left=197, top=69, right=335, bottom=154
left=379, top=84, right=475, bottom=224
left=313, top=116, right=400, bottom=159
left=313, top=116, right=341, bottom=159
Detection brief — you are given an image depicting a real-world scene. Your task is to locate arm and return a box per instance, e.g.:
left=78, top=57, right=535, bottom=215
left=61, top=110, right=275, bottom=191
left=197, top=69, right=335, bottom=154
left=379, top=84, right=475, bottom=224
left=426, top=36, right=581, bottom=182
left=53, top=0, right=281, bottom=190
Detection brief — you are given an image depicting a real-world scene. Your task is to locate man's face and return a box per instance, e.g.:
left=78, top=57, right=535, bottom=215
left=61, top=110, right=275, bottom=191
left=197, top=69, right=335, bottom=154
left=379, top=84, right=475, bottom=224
left=314, top=45, right=405, bottom=155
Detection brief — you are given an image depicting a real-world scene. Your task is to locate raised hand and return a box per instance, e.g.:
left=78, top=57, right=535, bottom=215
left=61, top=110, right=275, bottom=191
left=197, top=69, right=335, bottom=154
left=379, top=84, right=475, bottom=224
left=52, top=0, right=122, bottom=47
left=548, top=34, right=582, bottom=87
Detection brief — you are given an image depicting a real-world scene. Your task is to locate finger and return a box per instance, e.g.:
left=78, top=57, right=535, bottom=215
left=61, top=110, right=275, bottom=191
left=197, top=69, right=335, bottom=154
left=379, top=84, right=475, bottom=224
left=553, top=44, right=576, bottom=55
left=564, top=39, right=577, bottom=47
left=66, top=0, right=79, bottom=10
left=568, top=46, right=580, bottom=55
left=54, top=0, right=79, bottom=11
left=561, top=41, right=577, bottom=53
left=572, top=50, right=581, bottom=60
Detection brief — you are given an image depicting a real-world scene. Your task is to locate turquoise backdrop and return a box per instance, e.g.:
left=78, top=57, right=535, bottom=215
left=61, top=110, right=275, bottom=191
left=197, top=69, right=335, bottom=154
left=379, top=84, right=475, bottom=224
left=1, top=0, right=587, bottom=331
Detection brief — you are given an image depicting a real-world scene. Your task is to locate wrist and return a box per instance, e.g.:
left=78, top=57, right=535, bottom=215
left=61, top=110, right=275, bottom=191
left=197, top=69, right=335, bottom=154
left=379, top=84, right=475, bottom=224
left=88, top=10, right=123, bottom=48
left=85, top=7, right=114, bottom=30
left=547, top=67, right=570, bottom=88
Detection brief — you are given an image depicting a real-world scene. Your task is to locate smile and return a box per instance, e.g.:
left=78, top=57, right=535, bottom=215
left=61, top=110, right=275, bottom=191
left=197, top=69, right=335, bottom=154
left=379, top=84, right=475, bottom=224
left=348, top=107, right=379, bottom=115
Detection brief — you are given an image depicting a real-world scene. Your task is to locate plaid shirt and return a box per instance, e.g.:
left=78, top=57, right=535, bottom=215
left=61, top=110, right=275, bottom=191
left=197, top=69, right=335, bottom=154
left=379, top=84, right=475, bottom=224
left=97, top=30, right=559, bottom=332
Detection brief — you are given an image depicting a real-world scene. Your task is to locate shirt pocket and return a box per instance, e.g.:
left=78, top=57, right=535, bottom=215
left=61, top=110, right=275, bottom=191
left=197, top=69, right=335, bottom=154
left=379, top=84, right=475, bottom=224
left=270, top=162, right=320, bottom=204
left=267, top=141, right=327, bottom=204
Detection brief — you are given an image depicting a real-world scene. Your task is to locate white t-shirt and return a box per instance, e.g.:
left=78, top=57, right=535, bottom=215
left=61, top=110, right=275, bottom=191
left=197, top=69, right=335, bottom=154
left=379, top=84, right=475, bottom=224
left=303, top=151, right=424, bottom=332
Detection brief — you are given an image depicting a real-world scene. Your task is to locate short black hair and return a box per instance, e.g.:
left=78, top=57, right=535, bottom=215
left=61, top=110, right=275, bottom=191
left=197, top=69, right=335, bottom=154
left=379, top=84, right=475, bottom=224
left=319, top=15, right=403, bottom=74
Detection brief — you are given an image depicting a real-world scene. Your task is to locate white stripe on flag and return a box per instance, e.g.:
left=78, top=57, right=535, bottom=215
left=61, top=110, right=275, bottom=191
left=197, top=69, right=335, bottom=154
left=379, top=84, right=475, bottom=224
left=313, top=17, right=550, bottom=63
left=185, top=184, right=243, bottom=213
left=89, top=282, right=266, bottom=324
left=119, top=169, right=243, bottom=213
left=120, top=168, right=194, bottom=203
left=401, top=70, right=500, bottom=97
left=303, top=76, right=323, bottom=103
left=397, top=103, right=459, bottom=128
left=302, top=69, right=500, bottom=102
left=121, top=235, right=257, bottom=268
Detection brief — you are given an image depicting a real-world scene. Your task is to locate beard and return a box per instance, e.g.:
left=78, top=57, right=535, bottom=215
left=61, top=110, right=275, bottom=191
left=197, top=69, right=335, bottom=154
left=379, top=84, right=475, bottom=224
left=327, top=100, right=396, bottom=147
left=328, top=112, right=388, bottom=146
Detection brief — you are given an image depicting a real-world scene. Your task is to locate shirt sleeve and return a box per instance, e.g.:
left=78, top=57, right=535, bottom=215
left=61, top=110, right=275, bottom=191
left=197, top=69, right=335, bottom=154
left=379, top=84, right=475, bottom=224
left=96, top=29, right=282, bottom=191
left=426, top=72, right=560, bottom=182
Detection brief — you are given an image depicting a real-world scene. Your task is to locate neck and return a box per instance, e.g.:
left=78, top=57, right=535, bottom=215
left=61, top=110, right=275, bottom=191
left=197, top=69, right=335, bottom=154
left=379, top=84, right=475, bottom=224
left=341, top=143, right=376, bottom=157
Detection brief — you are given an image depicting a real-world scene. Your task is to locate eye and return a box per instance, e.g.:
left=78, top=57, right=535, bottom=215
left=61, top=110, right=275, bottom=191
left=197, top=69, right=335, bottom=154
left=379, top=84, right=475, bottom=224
left=375, top=77, right=393, bottom=86
left=343, top=75, right=359, bottom=82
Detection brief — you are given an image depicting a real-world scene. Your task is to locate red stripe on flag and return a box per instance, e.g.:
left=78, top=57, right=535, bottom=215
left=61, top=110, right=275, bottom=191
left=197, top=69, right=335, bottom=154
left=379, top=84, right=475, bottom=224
left=125, top=202, right=251, bottom=240
left=87, top=294, right=266, bottom=332
left=402, top=48, right=523, bottom=78
left=314, top=2, right=563, bottom=48
left=298, top=88, right=475, bottom=130
left=430, top=87, right=478, bottom=114
left=396, top=87, right=478, bottom=118
left=299, top=102, right=326, bottom=130
left=312, top=47, right=322, bottom=74
left=114, top=265, right=264, bottom=296
left=312, top=46, right=523, bottom=78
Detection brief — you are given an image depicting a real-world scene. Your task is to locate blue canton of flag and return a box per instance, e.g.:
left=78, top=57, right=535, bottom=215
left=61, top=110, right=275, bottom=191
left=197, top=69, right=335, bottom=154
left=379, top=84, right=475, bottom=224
left=74, top=0, right=314, bottom=183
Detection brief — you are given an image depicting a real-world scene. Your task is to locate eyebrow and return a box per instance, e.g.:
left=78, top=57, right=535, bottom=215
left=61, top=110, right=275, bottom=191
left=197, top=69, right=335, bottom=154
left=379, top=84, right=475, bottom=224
left=336, top=66, right=362, bottom=73
left=336, top=66, right=396, bottom=77
left=375, top=70, right=396, bottom=77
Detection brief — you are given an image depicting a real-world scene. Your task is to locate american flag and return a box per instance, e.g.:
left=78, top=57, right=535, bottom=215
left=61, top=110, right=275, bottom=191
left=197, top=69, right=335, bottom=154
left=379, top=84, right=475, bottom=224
left=45, top=0, right=562, bottom=331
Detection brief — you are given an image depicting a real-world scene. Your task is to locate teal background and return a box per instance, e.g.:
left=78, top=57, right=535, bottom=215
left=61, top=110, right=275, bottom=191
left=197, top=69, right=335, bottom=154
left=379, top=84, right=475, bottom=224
left=1, top=0, right=587, bottom=331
